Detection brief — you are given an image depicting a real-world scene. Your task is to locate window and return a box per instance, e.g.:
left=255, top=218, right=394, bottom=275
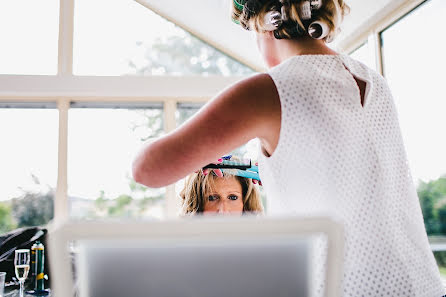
left=0, top=0, right=59, bottom=75
left=73, top=0, right=254, bottom=76
left=0, top=105, right=58, bottom=233
left=68, top=103, right=165, bottom=219
left=349, top=41, right=376, bottom=70
left=381, top=0, right=446, bottom=277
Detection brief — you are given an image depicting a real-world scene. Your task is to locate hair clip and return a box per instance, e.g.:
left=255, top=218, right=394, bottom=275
left=263, top=10, right=283, bottom=31
left=233, top=0, right=246, bottom=11
left=300, top=1, right=312, bottom=20
left=308, top=20, right=329, bottom=39
left=310, top=0, right=323, bottom=10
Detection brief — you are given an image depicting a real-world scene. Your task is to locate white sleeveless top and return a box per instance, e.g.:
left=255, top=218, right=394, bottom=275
left=258, top=54, right=445, bottom=297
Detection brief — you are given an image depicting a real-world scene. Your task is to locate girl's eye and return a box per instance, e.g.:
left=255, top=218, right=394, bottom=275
left=208, top=195, right=219, bottom=201
left=228, top=195, right=239, bottom=201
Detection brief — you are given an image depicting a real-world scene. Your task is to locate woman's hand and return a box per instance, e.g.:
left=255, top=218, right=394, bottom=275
left=201, top=158, right=224, bottom=177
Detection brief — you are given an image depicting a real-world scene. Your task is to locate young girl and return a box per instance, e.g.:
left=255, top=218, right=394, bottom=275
left=133, top=0, right=445, bottom=296
left=179, top=168, right=263, bottom=215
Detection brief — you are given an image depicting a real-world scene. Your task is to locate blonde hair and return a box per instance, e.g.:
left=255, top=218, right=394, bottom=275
left=179, top=169, right=264, bottom=215
left=231, top=0, right=350, bottom=41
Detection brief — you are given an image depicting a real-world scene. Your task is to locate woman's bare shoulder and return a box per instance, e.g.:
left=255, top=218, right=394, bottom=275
left=228, top=73, right=281, bottom=148
left=226, top=73, right=278, bottom=104
left=219, top=73, right=280, bottom=122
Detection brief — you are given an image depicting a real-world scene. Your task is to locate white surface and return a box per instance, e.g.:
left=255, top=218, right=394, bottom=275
left=48, top=217, right=344, bottom=297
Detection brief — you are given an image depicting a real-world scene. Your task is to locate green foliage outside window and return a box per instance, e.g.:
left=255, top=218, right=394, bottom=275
left=0, top=187, right=54, bottom=234
left=0, top=202, right=16, bottom=234
left=417, top=176, right=446, bottom=272
left=418, top=176, right=446, bottom=235
left=88, top=180, right=164, bottom=219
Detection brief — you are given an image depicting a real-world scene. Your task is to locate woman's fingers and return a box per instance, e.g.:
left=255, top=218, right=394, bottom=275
left=202, top=158, right=224, bottom=177
left=213, top=168, right=224, bottom=177
left=202, top=168, right=223, bottom=177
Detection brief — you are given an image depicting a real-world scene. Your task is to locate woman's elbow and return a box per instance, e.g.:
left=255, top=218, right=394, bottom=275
left=132, top=161, right=145, bottom=185
left=132, top=159, right=162, bottom=188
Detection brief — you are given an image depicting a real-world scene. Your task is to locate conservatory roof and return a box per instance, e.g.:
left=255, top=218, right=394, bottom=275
left=136, top=0, right=412, bottom=70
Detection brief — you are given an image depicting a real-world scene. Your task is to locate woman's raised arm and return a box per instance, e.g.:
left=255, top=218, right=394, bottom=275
left=132, top=73, right=280, bottom=188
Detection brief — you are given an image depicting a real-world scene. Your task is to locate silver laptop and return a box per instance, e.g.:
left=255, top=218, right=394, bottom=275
left=48, top=216, right=344, bottom=297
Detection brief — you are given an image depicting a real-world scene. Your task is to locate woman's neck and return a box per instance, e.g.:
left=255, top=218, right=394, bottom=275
left=275, top=36, right=338, bottom=63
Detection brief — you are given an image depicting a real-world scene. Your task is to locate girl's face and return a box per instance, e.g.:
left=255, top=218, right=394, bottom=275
left=203, top=177, right=244, bottom=214
left=256, top=32, right=281, bottom=68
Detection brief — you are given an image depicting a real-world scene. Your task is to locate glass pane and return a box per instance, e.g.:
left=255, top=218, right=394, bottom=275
left=68, top=106, right=165, bottom=219
left=0, top=108, right=58, bottom=233
left=381, top=0, right=446, bottom=279
left=73, top=0, right=254, bottom=76
left=349, top=41, right=376, bottom=70
left=0, top=0, right=59, bottom=75
left=175, top=103, right=266, bottom=213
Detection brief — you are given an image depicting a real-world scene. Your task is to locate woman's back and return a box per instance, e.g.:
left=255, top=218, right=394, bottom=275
left=258, top=54, right=445, bottom=297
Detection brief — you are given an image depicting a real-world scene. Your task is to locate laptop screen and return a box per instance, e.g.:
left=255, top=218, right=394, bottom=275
left=76, top=237, right=310, bottom=297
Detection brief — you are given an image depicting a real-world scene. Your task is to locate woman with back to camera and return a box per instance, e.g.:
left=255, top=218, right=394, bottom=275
left=132, top=0, right=445, bottom=296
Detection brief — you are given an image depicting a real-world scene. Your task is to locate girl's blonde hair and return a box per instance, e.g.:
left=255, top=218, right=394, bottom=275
left=179, top=169, right=264, bottom=215
left=231, top=0, right=350, bottom=41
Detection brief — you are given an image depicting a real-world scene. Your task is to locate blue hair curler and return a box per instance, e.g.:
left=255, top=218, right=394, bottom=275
left=203, top=156, right=261, bottom=182
left=226, top=164, right=260, bottom=181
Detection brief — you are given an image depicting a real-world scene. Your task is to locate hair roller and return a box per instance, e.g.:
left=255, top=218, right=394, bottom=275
left=279, top=0, right=290, bottom=21
left=310, top=0, right=323, bottom=10
left=233, top=0, right=246, bottom=11
left=299, top=1, right=312, bottom=20
left=308, top=20, right=330, bottom=39
left=263, top=10, right=283, bottom=31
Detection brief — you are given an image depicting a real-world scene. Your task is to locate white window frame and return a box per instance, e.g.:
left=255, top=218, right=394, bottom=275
left=344, top=0, right=426, bottom=75
left=0, top=0, right=246, bottom=223
left=0, top=0, right=428, bottom=224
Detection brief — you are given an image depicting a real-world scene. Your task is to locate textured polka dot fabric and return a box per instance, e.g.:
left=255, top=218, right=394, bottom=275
left=258, top=54, right=445, bottom=297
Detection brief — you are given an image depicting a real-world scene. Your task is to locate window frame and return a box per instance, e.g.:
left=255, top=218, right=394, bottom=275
left=345, top=0, right=427, bottom=75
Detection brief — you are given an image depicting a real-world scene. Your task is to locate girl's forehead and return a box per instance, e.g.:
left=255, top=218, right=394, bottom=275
left=205, top=176, right=242, bottom=193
